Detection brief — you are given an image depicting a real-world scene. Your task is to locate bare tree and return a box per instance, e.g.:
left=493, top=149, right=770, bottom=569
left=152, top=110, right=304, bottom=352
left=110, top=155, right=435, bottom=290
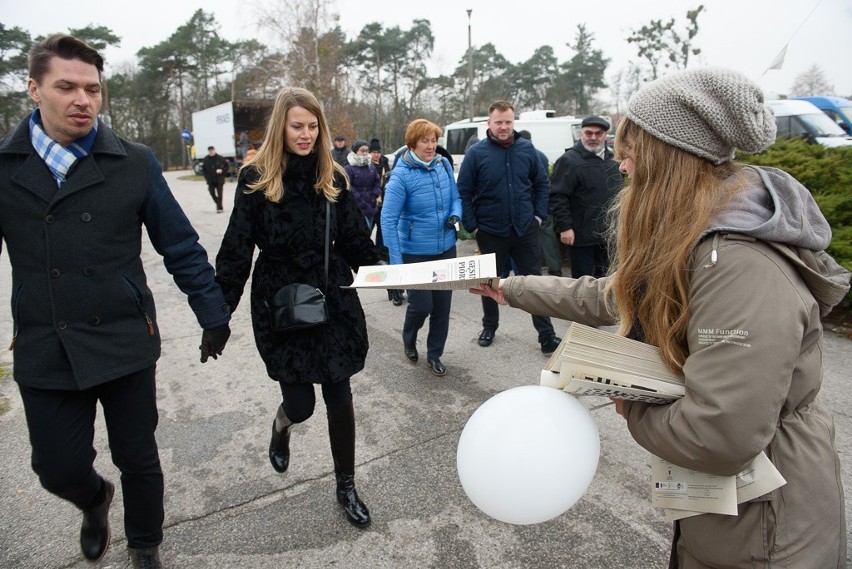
left=789, top=64, right=834, bottom=97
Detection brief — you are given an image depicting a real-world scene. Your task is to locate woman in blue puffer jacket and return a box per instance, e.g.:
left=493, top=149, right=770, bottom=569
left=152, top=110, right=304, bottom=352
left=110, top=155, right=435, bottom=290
left=381, top=119, right=462, bottom=376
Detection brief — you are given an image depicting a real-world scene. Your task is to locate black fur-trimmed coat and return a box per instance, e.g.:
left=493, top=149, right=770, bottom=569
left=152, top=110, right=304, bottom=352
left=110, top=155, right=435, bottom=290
left=215, top=153, right=380, bottom=384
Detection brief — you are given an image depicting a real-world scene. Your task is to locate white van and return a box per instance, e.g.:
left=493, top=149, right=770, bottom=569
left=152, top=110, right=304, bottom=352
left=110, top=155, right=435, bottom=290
left=766, top=99, right=852, bottom=148
left=440, top=110, right=583, bottom=171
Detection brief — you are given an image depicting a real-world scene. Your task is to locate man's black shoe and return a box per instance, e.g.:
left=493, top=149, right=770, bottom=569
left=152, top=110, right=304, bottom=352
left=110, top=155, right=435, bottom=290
left=427, top=359, right=447, bottom=376
left=540, top=335, right=562, bottom=355
left=478, top=328, right=495, bottom=347
left=80, top=479, right=114, bottom=561
left=404, top=345, right=418, bottom=363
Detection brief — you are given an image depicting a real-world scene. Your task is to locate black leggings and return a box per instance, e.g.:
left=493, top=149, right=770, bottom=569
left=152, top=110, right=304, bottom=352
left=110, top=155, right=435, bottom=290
left=278, top=379, right=352, bottom=423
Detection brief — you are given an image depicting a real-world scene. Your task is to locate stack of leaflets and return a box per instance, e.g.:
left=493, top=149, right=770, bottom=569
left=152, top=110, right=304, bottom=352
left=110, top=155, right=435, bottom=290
left=540, top=322, right=685, bottom=404
left=346, top=253, right=499, bottom=291
left=539, top=323, right=786, bottom=519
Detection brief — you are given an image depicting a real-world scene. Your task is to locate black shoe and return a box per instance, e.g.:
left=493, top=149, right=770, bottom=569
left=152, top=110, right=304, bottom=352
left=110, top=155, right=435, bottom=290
left=478, top=328, right=495, bottom=347
left=391, top=289, right=404, bottom=306
left=269, top=405, right=293, bottom=473
left=427, top=359, right=446, bottom=376
left=128, top=546, right=162, bottom=569
left=335, top=473, right=371, bottom=527
left=80, top=479, right=114, bottom=561
left=540, top=335, right=562, bottom=355
left=404, top=345, right=418, bottom=363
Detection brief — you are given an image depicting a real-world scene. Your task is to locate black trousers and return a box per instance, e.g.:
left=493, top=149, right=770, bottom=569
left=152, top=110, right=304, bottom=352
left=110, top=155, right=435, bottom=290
left=569, top=243, right=609, bottom=278
left=402, top=246, right=456, bottom=361
left=17, top=365, right=164, bottom=548
left=206, top=179, right=224, bottom=210
left=476, top=223, right=556, bottom=343
left=278, top=379, right=353, bottom=423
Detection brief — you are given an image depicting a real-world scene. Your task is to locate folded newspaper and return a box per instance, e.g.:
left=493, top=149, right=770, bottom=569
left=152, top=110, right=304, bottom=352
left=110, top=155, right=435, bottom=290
left=539, top=322, right=786, bottom=517
left=347, top=253, right=499, bottom=290
left=539, top=322, right=685, bottom=404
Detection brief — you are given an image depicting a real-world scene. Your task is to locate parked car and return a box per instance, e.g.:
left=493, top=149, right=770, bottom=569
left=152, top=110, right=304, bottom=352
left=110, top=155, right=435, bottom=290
left=766, top=99, right=852, bottom=148
left=792, top=96, right=852, bottom=135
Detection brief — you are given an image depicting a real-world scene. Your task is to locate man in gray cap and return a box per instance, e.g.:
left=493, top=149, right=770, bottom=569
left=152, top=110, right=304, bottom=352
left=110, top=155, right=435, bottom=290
left=331, top=134, right=348, bottom=166
left=549, top=115, right=623, bottom=278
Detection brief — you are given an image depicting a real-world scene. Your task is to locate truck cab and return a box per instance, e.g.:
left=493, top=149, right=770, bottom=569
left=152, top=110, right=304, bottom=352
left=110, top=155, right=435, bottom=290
left=766, top=99, right=852, bottom=147
left=792, top=96, right=852, bottom=135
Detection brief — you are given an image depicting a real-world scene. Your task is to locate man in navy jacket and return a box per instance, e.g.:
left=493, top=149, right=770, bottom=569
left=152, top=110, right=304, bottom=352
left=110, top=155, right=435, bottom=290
left=0, top=35, right=230, bottom=568
left=457, top=100, right=561, bottom=354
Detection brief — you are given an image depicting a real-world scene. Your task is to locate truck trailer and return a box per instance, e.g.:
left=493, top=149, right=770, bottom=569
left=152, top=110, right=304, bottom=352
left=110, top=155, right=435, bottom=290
left=191, top=99, right=273, bottom=175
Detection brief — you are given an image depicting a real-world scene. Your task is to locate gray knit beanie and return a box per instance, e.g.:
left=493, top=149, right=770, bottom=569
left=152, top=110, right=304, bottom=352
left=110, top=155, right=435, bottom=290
left=626, top=67, right=776, bottom=164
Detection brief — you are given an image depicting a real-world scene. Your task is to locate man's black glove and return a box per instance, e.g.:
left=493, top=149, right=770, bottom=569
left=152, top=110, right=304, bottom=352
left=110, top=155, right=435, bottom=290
left=200, top=324, right=231, bottom=363
left=447, top=215, right=460, bottom=230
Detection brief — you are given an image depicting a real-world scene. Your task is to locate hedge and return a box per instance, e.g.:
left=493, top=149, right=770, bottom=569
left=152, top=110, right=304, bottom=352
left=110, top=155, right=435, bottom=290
left=737, top=137, right=852, bottom=308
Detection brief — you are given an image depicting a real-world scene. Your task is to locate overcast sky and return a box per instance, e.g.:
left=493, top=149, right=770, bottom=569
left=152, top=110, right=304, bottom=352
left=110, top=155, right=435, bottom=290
left=4, top=0, right=851, bottom=104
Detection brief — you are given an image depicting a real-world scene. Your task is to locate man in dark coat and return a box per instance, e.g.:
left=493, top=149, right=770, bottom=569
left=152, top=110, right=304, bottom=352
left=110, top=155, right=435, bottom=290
left=331, top=134, right=348, bottom=166
left=549, top=116, right=623, bottom=278
left=0, top=34, right=231, bottom=568
left=457, top=100, right=561, bottom=354
left=201, top=145, right=228, bottom=212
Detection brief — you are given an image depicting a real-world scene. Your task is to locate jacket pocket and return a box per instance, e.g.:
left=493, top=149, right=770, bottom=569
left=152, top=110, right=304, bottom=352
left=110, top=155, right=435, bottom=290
left=122, top=276, right=155, bottom=336
left=9, top=282, right=24, bottom=350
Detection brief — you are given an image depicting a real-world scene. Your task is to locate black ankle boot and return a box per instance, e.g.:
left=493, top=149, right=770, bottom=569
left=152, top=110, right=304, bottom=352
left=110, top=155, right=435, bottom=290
left=80, top=479, right=114, bottom=561
left=128, top=545, right=162, bottom=569
left=335, top=472, right=371, bottom=527
left=269, top=405, right=293, bottom=473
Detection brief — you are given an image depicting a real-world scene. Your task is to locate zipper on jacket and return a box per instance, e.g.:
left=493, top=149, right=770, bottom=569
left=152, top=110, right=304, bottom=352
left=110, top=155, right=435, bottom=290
left=122, top=276, right=156, bottom=336
left=408, top=221, right=413, bottom=241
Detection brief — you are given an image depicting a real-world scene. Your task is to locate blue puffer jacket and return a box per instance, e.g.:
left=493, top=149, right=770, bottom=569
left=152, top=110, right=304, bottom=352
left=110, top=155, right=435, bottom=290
left=457, top=133, right=549, bottom=237
left=380, top=151, right=462, bottom=265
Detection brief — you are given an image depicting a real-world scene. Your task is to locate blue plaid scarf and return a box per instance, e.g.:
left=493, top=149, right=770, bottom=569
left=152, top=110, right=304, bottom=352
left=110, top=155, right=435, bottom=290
left=29, top=109, right=98, bottom=187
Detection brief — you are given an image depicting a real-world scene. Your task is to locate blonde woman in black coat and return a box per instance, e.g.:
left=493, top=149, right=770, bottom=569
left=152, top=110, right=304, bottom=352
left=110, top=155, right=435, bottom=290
left=214, top=87, right=380, bottom=527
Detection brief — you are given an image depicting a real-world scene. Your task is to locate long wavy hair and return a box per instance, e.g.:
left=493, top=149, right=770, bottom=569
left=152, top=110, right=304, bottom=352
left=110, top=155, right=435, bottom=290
left=243, top=87, right=345, bottom=203
left=608, top=118, right=745, bottom=372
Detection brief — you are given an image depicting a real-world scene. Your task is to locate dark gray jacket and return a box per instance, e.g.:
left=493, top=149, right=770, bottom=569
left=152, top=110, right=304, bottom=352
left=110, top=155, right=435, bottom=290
left=549, top=141, right=622, bottom=245
left=0, top=116, right=230, bottom=390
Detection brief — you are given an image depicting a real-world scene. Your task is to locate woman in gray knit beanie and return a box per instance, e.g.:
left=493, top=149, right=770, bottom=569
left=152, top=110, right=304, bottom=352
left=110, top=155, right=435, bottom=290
left=473, top=66, right=849, bottom=567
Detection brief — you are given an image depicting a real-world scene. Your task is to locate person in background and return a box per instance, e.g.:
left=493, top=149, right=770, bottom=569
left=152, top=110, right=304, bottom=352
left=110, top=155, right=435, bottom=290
left=214, top=86, right=380, bottom=528
left=457, top=100, right=561, bottom=354
left=519, top=129, right=563, bottom=277
left=331, top=134, right=348, bottom=166
left=344, top=139, right=381, bottom=231
left=473, top=67, right=849, bottom=568
left=381, top=119, right=461, bottom=376
left=238, top=130, right=249, bottom=160
left=243, top=143, right=258, bottom=164
left=0, top=34, right=231, bottom=569
left=549, top=116, right=623, bottom=278
left=368, top=138, right=403, bottom=306
left=202, top=145, right=228, bottom=213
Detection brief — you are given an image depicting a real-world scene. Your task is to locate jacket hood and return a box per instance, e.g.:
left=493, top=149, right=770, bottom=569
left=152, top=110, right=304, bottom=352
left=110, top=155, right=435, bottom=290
left=703, top=165, right=850, bottom=314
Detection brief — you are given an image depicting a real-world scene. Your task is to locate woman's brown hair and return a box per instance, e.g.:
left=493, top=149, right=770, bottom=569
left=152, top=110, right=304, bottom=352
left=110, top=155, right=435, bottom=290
left=608, top=118, right=745, bottom=372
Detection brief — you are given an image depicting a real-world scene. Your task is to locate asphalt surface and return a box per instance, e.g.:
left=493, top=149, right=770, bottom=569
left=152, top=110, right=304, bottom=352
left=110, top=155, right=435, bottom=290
left=0, top=170, right=849, bottom=569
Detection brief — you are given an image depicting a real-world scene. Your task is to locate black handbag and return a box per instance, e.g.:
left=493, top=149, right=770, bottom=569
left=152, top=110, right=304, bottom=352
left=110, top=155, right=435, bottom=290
left=266, top=201, right=330, bottom=332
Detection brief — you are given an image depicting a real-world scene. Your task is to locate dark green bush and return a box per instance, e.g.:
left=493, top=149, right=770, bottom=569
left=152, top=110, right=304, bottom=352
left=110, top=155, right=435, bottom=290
left=737, top=137, right=852, bottom=272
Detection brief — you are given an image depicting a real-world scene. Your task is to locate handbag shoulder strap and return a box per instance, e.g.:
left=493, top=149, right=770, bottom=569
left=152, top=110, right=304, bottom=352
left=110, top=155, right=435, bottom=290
left=324, top=199, right=330, bottom=293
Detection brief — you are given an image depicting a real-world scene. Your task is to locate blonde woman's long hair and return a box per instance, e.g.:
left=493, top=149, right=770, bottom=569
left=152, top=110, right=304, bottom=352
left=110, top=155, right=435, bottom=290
left=608, top=118, right=745, bottom=372
left=242, top=87, right=345, bottom=203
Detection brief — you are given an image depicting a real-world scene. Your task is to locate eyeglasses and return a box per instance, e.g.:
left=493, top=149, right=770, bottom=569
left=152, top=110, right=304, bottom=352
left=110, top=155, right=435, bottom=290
left=581, top=130, right=606, bottom=138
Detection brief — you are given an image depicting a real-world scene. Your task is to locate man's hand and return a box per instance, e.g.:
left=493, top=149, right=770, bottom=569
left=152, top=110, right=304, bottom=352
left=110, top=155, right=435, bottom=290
left=447, top=215, right=460, bottom=230
left=200, top=324, right=231, bottom=363
left=560, top=229, right=575, bottom=246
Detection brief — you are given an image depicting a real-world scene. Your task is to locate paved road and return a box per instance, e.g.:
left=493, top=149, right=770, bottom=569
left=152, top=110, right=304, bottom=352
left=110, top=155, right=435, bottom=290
left=1, top=170, right=849, bottom=568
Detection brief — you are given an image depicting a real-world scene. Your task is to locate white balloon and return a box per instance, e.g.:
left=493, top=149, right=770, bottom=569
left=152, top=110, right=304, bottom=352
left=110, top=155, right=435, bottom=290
left=456, top=385, right=600, bottom=525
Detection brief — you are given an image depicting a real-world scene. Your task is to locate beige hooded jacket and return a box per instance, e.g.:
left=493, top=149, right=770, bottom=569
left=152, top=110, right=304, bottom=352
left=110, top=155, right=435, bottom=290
left=501, top=166, right=850, bottom=568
